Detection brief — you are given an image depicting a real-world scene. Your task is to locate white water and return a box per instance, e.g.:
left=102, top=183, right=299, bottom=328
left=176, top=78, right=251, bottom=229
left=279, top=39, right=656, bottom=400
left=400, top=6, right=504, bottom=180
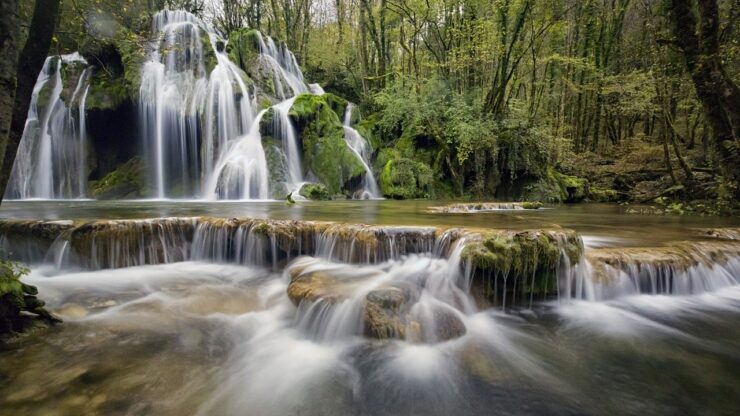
left=273, top=97, right=303, bottom=188
left=12, top=225, right=740, bottom=415
left=342, top=104, right=380, bottom=199
left=204, top=111, right=271, bottom=199
left=7, top=54, right=90, bottom=199
left=138, top=10, right=315, bottom=200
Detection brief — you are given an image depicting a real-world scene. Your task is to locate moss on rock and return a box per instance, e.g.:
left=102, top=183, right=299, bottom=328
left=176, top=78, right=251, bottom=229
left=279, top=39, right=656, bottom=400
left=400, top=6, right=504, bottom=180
left=90, top=156, right=146, bottom=199
left=461, top=229, right=583, bottom=303
left=379, top=157, right=433, bottom=199
left=1, top=260, right=60, bottom=336
left=525, top=168, right=589, bottom=203
left=289, top=94, right=365, bottom=194
left=227, top=28, right=262, bottom=72
left=299, top=183, right=331, bottom=200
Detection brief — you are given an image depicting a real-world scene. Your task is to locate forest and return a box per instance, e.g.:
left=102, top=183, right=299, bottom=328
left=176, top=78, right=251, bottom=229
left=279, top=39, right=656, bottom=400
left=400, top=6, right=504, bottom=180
left=0, top=0, right=737, bottom=213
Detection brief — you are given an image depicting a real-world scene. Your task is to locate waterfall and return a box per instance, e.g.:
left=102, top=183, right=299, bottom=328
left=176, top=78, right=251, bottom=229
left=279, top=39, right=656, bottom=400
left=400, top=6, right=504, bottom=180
left=273, top=97, right=303, bottom=189
left=256, top=33, right=308, bottom=99
left=6, top=54, right=90, bottom=200
left=140, top=10, right=256, bottom=199
left=342, top=104, right=379, bottom=199
left=8, top=9, right=335, bottom=201
left=204, top=110, right=271, bottom=199
left=557, top=243, right=740, bottom=302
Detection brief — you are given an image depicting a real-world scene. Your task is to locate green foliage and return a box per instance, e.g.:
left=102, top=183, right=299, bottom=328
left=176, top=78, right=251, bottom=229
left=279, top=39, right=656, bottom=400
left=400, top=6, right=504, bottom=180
left=1, top=259, right=59, bottom=335
left=379, top=158, right=433, bottom=199
left=299, top=183, right=331, bottom=200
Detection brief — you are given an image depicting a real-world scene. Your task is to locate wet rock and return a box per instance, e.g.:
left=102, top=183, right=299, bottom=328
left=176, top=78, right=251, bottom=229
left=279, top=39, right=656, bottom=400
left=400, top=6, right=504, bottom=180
left=363, top=288, right=409, bottom=339
left=419, top=307, right=466, bottom=342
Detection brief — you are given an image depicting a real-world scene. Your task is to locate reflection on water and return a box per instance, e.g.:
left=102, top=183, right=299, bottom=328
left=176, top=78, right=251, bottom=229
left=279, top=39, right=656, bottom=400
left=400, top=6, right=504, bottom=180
left=1, top=200, right=739, bottom=246
left=1, top=259, right=739, bottom=416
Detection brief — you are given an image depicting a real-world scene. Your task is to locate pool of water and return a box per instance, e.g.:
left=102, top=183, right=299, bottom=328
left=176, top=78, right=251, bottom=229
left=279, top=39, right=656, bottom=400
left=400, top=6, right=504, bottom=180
left=2, top=200, right=738, bottom=246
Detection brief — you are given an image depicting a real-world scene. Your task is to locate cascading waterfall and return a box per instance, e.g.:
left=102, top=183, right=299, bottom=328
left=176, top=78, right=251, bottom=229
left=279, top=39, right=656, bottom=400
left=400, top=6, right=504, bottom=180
left=6, top=54, right=90, bottom=199
left=257, top=34, right=308, bottom=99
left=3, top=218, right=740, bottom=414
left=139, top=10, right=315, bottom=200
left=204, top=110, right=271, bottom=199
left=8, top=9, right=342, bottom=201
left=273, top=97, right=303, bottom=189
left=342, top=104, right=379, bottom=199
left=140, top=10, right=258, bottom=199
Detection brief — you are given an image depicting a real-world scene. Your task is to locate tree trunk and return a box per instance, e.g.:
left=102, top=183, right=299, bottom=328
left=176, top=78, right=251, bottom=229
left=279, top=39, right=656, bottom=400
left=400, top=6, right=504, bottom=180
left=669, top=0, right=740, bottom=199
left=0, top=0, right=19, bottom=186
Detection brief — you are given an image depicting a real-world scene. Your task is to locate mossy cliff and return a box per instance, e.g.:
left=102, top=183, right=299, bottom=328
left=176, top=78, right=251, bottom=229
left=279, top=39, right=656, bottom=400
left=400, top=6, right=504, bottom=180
left=288, top=94, right=366, bottom=194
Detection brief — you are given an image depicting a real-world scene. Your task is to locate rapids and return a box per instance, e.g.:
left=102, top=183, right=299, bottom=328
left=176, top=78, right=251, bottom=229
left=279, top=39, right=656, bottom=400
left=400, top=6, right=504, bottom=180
left=0, top=202, right=739, bottom=415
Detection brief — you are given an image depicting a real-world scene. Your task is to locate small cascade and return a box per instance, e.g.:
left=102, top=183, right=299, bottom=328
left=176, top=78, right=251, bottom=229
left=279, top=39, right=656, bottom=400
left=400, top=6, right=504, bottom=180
left=273, top=97, right=303, bottom=189
left=6, top=54, right=90, bottom=199
left=558, top=242, right=740, bottom=302
left=205, top=110, right=270, bottom=199
left=256, top=34, right=308, bottom=99
left=342, top=104, right=379, bottom=199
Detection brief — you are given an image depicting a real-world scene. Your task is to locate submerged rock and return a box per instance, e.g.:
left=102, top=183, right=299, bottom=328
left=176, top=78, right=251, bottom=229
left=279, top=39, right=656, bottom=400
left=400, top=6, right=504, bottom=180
left=428, top=202, right=541, bottom=213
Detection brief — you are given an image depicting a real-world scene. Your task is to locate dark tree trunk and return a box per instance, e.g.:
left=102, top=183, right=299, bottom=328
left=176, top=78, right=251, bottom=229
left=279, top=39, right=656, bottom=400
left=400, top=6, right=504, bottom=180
left=669, top=0, right=740, bottom=199
left=0, top=0, right=19, bottom=184
left=0, top=0, right=61, bottom=203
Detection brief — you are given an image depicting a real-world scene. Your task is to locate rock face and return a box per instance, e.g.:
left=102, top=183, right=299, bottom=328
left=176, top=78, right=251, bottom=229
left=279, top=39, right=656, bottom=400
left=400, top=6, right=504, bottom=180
left=461, top=228, right=583, bottom=305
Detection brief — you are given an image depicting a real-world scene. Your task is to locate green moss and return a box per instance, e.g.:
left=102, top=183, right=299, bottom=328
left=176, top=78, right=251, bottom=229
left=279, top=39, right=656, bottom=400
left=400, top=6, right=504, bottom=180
left=1, top=260, right=60, bottom=335
left=322, top=93, right=348, bottom=121
left=91, top=157, right=146, bottom=199
left=522, top=201, right=543, bottom=209
left=379, top=158, right=433, bottom=199
left=227, top=28, right=262, bottom=72
left=289, top=94, right=365, bottom=194
left=299, top=183, right=331, bottom=200
left=588, top=186, right=619, bottom=202
left=525, top=168, right=589, bottom=203
left=461, top=229, right=583, bottom=300
left=85, top=70, right=129, bottom=111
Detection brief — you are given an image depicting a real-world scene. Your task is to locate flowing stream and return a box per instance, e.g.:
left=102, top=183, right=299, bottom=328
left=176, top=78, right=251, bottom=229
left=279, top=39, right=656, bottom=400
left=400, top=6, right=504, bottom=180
left=0, top=203, right=738, bottom=415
